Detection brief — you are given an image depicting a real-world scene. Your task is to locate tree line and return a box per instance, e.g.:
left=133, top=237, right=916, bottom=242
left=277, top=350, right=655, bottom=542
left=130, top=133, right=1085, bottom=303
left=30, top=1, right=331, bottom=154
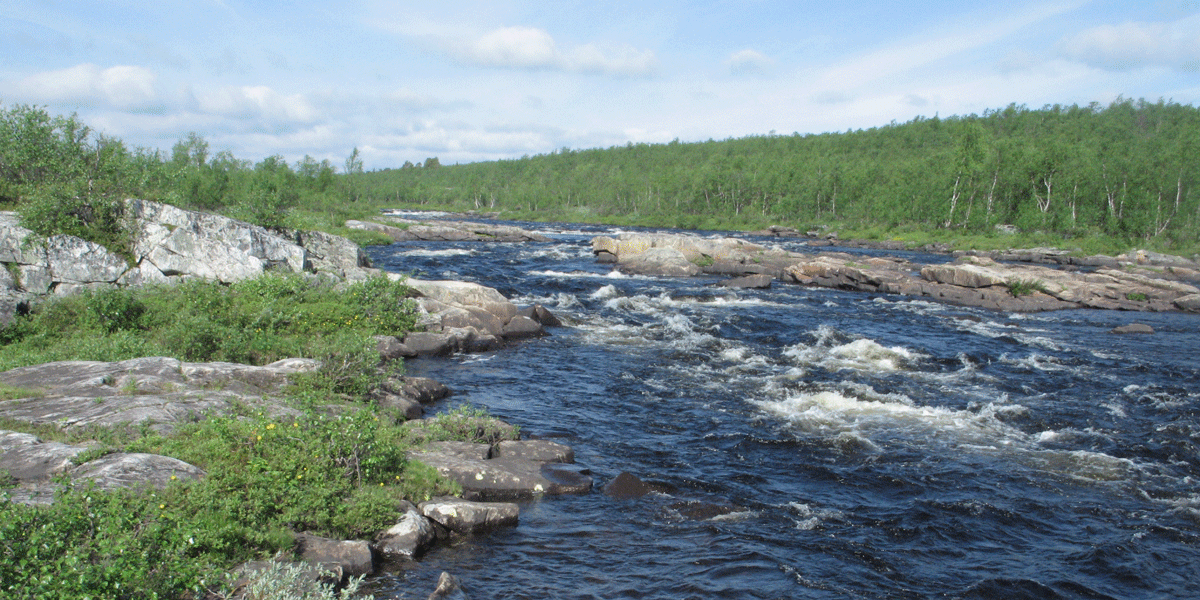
left=359, top=98, right=1200, bottom=252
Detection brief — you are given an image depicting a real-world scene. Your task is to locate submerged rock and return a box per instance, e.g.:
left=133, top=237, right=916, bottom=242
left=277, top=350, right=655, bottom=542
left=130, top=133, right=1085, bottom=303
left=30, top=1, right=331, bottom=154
left=1110, top=323, right=1155, bottom=334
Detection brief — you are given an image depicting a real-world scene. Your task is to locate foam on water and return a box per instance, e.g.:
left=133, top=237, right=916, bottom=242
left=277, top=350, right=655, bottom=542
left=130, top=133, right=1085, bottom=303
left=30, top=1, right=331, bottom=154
left=399, top=248, right=475, bottom=257
left=783, top=326, right=923, bottom=373
left=753, top=385, right=1134, bottom=481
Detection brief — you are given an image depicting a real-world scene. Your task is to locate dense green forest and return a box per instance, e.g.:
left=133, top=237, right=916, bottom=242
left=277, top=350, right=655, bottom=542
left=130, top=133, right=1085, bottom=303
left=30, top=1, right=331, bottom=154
left=360, top=98, right=1200, bottom=254
left=2, top=99, right=1197, bottom=255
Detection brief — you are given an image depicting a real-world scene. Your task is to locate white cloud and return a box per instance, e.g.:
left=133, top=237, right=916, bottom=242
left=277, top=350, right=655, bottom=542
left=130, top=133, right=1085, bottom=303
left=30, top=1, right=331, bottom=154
left=191, top=85, right=319, bottom=124
left=9, top=63, right=159, bottom=109
left=455, top=26, right=657, bottom=76
left=726, top=49, right=774, bottom=76
left=1059, top=17, right=1200, bottom=71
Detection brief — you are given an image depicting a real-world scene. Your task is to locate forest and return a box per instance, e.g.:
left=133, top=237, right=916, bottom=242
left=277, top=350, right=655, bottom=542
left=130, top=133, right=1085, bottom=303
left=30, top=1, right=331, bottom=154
left=359, top=98, right=1200, bottom=254
left=1, top=98, right=1197, bottom=255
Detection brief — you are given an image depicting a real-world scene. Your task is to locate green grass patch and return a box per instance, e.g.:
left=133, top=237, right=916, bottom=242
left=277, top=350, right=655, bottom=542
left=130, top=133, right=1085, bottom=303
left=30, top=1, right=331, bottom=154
left=0, top=272, right=418, bottom=379
left=1006, top=278, right=1048, bottom=297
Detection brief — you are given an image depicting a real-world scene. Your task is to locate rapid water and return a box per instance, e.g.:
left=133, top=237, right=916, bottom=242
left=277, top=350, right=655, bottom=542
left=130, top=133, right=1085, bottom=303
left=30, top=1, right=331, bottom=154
left=365, top=216, right=1200, bottom=600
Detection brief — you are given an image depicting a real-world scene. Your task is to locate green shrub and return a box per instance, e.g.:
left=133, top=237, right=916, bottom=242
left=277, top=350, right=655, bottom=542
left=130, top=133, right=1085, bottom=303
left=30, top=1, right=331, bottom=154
left=86, top=288, right=146, bottom=333
left=401, top=404, right=521, bottom=445
left=1006, top=278, right=1048, bottom=297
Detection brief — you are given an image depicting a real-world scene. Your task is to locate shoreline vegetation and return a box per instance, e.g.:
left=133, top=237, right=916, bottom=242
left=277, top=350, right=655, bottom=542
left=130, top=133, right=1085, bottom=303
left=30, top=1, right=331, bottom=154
left=0, top=99, right=1197, bottom=598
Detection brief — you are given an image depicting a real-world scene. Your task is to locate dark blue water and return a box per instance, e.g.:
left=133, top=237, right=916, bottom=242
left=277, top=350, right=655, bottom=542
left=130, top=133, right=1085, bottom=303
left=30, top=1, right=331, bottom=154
left=366, top=216, right=1200, bottom=600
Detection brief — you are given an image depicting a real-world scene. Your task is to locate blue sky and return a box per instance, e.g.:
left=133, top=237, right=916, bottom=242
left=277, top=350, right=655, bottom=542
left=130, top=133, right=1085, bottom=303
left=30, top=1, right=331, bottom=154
left=3, top=1, right=1198, bottom=169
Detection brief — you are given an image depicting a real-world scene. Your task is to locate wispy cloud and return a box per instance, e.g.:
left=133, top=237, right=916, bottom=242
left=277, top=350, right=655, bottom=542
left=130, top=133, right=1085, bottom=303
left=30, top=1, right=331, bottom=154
left=726, top=49, right=774, bottom=76
left=450, top=26, right=657, bottom=77
left=1059, top=15, right=1200, bottom=72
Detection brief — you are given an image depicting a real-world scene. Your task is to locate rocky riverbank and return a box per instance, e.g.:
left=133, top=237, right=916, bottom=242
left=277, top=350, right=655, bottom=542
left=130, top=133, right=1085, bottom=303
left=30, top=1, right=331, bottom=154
left=0, top=201, right=579, bottom=599
left=593, top=232, right=1200, bottom=313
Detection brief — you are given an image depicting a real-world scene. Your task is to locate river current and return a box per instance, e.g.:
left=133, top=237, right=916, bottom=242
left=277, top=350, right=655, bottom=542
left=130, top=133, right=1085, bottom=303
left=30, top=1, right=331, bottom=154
left=365, top=214, right=1199, bottom=600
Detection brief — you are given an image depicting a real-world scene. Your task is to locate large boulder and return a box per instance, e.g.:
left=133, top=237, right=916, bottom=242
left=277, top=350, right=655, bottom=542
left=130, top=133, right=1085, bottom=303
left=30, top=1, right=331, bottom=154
left=293, top=533, right=375, bottom=580
left=375, top=502, right=440, bottom=560
left=419, top=497, right=520, bottom=533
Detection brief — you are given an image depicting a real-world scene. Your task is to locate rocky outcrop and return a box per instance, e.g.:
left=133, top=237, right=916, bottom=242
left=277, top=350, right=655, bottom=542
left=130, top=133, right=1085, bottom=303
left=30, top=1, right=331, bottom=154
left=397, top=277, right=561, bottom=355
left=591, top=232, right=1200, bottom=313
left=0, top=200, right=375, bottom=323
left=346, top=217, right=550, bottom=243
left=592, top=232, right=764, bottom=275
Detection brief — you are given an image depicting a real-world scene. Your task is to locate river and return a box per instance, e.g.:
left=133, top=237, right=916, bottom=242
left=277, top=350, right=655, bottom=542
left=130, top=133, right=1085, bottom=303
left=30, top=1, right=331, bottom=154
left=364, top=214, right=1199, bottom=600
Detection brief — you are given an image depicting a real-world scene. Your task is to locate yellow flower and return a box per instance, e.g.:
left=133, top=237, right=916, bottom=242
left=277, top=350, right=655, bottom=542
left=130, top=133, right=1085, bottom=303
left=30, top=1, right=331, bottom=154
left=159, top=504, right=165, bottom=509
left=266, top=423, right=276, bottom=430
left=256, top=435, right=262, bottom=441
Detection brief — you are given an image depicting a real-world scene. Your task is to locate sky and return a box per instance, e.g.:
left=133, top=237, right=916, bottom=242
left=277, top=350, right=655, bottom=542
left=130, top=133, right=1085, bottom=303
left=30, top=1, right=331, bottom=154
left=2, top=1, right=1199, bottom=170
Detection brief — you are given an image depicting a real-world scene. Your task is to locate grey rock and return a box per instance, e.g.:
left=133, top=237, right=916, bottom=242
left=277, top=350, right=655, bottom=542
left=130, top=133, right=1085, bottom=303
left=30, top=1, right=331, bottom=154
left=0, top=357, right=314, bottom=434
left=409, top=440, right=592, bottom=501
left=1175, top=293, right=1200, bottom=312
left=491, top=440, right=573, bottom=463
left=517, top=304, right=563, bottom=327
left=419, top=498, right=519, bottom=533
left=70, top=452, right=206, bottom=491
left=1110, top=323, right=1155, bottom=334
left=427, top=571, right=470, bottom=600
left=619, top=247, right=701, bottom=277
left=376, top=335, right=415, bottom=361
left=375, top=503, right=438, bottom=560
left=381, top=377, right=451, bottom=404
left=402, top=332, right=458, bottom=357
left=0, top=430, right=84, bottom=481
left=294, top=532, right=375, bottom=579
left=603, top=472, right=665, bottom=500
left=501, top=315, right=545, bottom=339
left=714, top=273, right=773, bottom=289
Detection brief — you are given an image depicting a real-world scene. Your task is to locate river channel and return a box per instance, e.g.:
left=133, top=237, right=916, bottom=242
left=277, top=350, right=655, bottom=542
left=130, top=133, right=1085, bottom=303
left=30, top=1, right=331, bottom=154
left=364, top=214, right=1199, bottom=600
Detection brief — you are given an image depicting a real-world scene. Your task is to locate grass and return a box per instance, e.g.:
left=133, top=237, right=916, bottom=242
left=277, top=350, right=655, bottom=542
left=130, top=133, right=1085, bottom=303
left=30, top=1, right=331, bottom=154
left=1006, top=278, right=1049, bottom=297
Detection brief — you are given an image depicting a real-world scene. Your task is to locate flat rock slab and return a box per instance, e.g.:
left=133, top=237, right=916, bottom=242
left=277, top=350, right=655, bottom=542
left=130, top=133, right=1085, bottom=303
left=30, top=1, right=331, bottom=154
left=0, top=356, right=315, bottom=433
left=410, top=440, right=592, bottom=501
left=1, top=430, right=206, bottom=505
left=419, top=497, right=519, bottom=533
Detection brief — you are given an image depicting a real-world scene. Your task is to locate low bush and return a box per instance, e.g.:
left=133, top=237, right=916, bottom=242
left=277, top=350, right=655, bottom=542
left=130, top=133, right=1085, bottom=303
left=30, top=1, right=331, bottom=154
left=1, top=405, right=467, bottom=599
